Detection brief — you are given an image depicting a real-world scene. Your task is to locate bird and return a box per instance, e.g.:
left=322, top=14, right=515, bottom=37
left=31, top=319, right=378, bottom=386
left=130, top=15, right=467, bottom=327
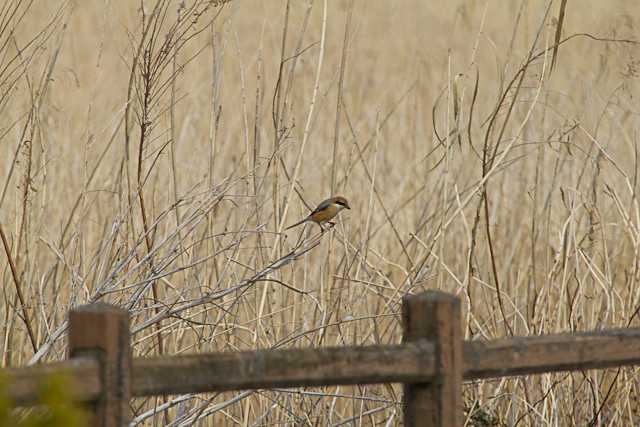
left=285, top=196, right=351, bottom=232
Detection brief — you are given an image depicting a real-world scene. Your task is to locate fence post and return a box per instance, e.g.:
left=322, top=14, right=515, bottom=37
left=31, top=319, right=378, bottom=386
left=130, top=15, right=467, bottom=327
left=69, top=303, right=131, bottom=427
left=402, top=291, right=462, bottom=426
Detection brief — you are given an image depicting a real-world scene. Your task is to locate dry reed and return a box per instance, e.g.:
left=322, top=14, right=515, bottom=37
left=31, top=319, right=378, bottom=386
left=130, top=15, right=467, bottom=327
left=2, top=0, right=640, bottom=425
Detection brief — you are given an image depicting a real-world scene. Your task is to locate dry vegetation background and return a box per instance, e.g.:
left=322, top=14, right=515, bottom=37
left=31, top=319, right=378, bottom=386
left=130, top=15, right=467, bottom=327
left=3, top=0, right=640, bottom=425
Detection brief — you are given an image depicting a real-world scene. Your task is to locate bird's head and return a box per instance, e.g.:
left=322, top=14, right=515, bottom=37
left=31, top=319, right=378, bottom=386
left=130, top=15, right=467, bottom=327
left=332, top=196, right=351, bottom=210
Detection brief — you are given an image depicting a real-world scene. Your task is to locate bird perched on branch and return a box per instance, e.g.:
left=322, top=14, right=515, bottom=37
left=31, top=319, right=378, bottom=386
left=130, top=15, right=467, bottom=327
left=285, top=196, right=351, bottom=232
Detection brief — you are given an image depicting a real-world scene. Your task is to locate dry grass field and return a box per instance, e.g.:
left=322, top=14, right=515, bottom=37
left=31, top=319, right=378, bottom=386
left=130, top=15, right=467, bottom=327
left=3, top=0, right=640, bottom=424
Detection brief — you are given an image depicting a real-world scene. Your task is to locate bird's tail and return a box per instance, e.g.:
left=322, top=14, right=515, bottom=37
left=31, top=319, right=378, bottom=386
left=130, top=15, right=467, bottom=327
left=285, top=217, right=309, bottom=230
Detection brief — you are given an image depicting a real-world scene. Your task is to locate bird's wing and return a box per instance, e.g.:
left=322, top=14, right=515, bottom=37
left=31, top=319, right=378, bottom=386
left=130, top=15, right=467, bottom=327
left=310, top=198, right=333, bottom=215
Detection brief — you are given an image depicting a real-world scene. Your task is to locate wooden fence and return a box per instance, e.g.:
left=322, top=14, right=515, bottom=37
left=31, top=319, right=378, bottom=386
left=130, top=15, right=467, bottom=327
left=6, top=290, right=640, bottom=426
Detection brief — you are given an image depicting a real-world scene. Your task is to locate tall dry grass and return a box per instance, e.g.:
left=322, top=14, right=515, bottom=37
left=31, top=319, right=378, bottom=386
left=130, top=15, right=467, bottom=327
left=2, top=0, right=640, bottom=424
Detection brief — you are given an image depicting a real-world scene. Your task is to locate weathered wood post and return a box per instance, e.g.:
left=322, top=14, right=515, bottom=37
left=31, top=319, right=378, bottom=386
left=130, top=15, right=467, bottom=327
left=69, top=303, right=131, bottom=427
left=402, top=291, right=462, bottom=426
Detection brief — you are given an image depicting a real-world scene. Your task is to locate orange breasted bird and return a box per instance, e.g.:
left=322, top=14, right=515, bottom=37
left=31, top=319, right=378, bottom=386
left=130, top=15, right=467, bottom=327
left=285, top=196, right=351, bottom=232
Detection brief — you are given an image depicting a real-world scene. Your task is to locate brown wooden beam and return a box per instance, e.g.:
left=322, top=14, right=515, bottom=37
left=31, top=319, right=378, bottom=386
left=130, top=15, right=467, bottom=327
left=131, top=342, right=436, bottom=396
left=4, top=357, right=101, bottom=406
left=130, top=327, right=640, bottom=397
left=9, top=320, right=640, bottom=409
left=463, top=327, right=640, bottom=379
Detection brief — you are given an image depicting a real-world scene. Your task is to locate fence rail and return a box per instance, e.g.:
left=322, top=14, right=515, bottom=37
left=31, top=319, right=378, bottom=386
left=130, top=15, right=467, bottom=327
left=5, top=291, right=640, bottom=426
